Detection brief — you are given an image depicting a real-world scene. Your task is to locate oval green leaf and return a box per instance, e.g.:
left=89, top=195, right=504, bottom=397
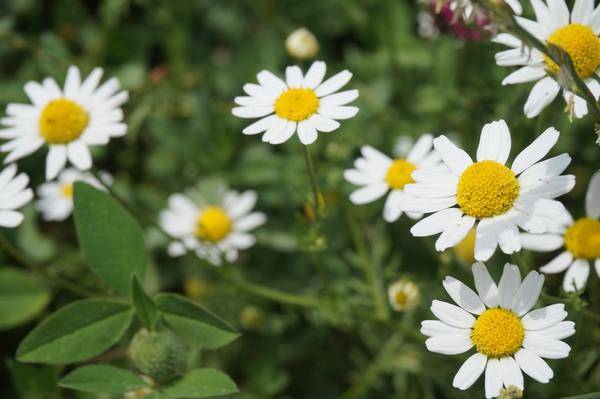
left=59, top=365, right=147, bottom=394
left=17, top=298, right=133, bottom=364
left=155, top=293, right=239, bottom=349
left=73, top=182, right=147, bottom=295
left=0, top=268, right=50, bottom=330
left=162, top=369, right=237, bottom=398
left=132, top=275, right=158, bottom=329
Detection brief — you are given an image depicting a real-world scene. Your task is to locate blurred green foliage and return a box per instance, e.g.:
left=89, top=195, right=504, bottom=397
left=0, top=0, right=599, bottom=398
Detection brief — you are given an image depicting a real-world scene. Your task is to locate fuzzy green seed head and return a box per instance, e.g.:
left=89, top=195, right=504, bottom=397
left=128, top=328, right=186, bottom=382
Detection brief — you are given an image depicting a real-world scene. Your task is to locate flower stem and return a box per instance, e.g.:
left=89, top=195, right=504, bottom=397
left=302, top=145, right=321, bottom=214
left=343, top=201, right=390, bottom=321
left=0, top=231, right=99, bottom=298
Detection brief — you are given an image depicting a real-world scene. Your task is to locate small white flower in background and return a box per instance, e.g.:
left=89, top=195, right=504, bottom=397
left=232, top=61, right=358, bottom=145
left=521, top=171, right=600, bottom=292
left=160, top=189, right=266, bottom=266
left=286, top=27, right=319, bottom=60
left=417, top=11, right=439, bottom=39
left=404, top=120, right=575, bottom=261
left=422, top=263, right=575, bottom=398
left=494, top=0, right=600, bottom=119
left=0, top=164, right=33, bottom=228
left=0, top=65, right=128, bottom=180
left=388, top=279, right=420, bottom=311
left=344, top=134, right=442, bottom=222
left=36, top=168, right=108, bottom=222
left=449, top=0, right=522, bottom=19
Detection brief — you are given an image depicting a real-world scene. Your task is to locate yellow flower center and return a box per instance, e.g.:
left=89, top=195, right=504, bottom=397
left=471, top=308, right=525, bottom=358
left=195, top=206, right=232, bottom=242
left=274, top=88, right=319, bottom=121
left=39, top=98, right=89, bottom=144
left=60, top=183, right=74, bottom=198
left=385, top=159, right=417, bottom=190
left=394, top=291, right=407, bottom=306
left=453, top=228, right=476, bottom=263
left=457, top=161, right=520, bottom=219
left=545, top=23, right=600, bottom=79
left=564, top=218, right=600, bottom=260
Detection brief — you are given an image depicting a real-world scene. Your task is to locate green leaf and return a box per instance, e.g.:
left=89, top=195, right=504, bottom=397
left=132, top=275, right=158, bottom=329
left=59, top=365, right=147, bottom=394
left=162, top=369, right=237, bottom=398
left=0, top=268, right=51, bottom=330
left=6, top=360, right=60, bottom=399
left=155, top=293, right=239, bottom=349
left=73, top=182, right=147, bottom=295
left=17, top=298, right=133, bottom=364
left=561, top=393, right=600, bottom=399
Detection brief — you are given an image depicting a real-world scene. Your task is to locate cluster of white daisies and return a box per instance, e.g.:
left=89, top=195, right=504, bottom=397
left=1, top=0, right=600, bottom=397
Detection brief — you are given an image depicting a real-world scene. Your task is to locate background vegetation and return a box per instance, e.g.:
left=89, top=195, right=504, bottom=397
left=0, top=0, right=598, bottom=398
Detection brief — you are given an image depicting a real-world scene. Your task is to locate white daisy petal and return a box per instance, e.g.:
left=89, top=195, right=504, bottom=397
left=585, top=171, right=600, bottom=218
left=547, top=0, right=570, bottom=26
left=498, top=263, right=522, bottom=309
left=232, top=106, right=274, bottom=119
left=492, top=33, right=522, bottom=48
left=435, top=215, right=476, bottom=252
left=474, top=219, right=499, bottom=262
left=303, top=61, right=327, bottom=89
left=518, top=154, right=572, bottom=187
left=562, top=259, right=590, bottom=292
left=484, top=358, right=503, bottom=399
left=268, top=121, right=296, bottom=145
left=46, top=146, right=68, bottom=180
left=500, top=357, right=524, bottom=391
left=407, top=134, right=434, bottom=163
left=317, top=106, right=359, bottom=120
left=476, top=119, right=511, bottom=165
left=452, top=353, right=487, bottom=391
left=523, top=77, right=561, bottom=118
left=285, top=66, right=303, bottom=88
left=410, top=208, right=463, bottom=236
left=257, top=70, right=286, bottom=93
left=515, top=16, right=550, bottom=41
left=502, top=65, right=547, bottom=85
left=349, top=183, right=389, bottom=204
left=297, top=120, right=318, bottom=145
left=382, top=190, right=404, bottom=223
left=64, top=65, right=82, bottom=99
left=522, top=303, right=567, bottom=330
left=420, top=320, right=471, bottom=337
left=539, top=251, right=573, bottom=274
left=430, top=300, right=476, bottom=328
left=319, top=90, right=359, bottom=107
left=514, top=348, right=553, bottom=383
left=425, top=335, right=473, bottom=355
left=314, top=70, right=352, bottom=97
left=523, top=335, right=571, bottom=359
left=472, top=262, right=500, bottom=308
left=528, top=321, right=575, bottom=340
left=433, top=135, right=473, bottom=176
left=442, top=276, right=485, bottom=314
left=511, top=270, right=544, bottom=316
left=67, top=141, right=92, bottom=170
left=0, top=210, right=24, bottom=227
left=307, top=114, right=340, bottom=132
left=512, top=127, right=560, bottom=174
left=242, top=115, right=278, bottom=135
left=520, top=233, right=564, bottom=252
left=234, top=213, right=266, bottom=231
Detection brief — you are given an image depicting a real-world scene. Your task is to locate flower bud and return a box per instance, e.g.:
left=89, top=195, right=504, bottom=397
left=286, top=28, right=319, bottom=60
left=128, top=329, right=186, bottom=382
left=388, top=279, right=420, bottom=311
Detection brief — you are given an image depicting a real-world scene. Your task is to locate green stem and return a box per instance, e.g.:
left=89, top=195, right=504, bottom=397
left=0, top=232, right=99, bottom=298
left=216, top=267, right=320, bottom=309
left=302, top=145, right=321, bottom=212
left=344, top=202, right=390, bottom=321
left=90, top=169, right=172, bottom=240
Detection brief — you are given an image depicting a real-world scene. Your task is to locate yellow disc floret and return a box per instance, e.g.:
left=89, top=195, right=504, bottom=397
left=471, top=308, right=524, bottom=358
left=60, top=183, right=74, bottom=198
left=457, top=161, right=520, bottom=219
left=39, top=98, right=89, bottom=144
left=385, top=159, right=417, bottom=190
left=564, top=218, right=600, bottom=259
left=196, top=206, right=232, bottom=242
left=545, top=23, right=600, bottom=79
left=274, top=88, right=319, bottom=121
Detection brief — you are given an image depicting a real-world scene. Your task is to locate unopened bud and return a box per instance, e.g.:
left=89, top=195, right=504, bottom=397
left=286, top=28, right=319, bottom=60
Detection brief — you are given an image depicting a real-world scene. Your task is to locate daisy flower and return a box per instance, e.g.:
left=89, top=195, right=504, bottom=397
left=494, top=0, right=600, bottom=119
left=404, top=120, right=575, bottom=261
left=344, top=134, right=441, bottom=222
left=449, top=0, right=522, bottom=19
left=388, top=279, right=420, bottom=311
left=232, top=61, right=358, bottom=145
left=36, top=168, right=108, bottom=221
left=0, top=164, right=33, bottom=228
left=0, top=65, right=128, bottom=180
left=521, top=171, right=600, bottom=292
left=160, top=189, right=266, bottom=265
left=422, top=263, right=575, bottom=398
